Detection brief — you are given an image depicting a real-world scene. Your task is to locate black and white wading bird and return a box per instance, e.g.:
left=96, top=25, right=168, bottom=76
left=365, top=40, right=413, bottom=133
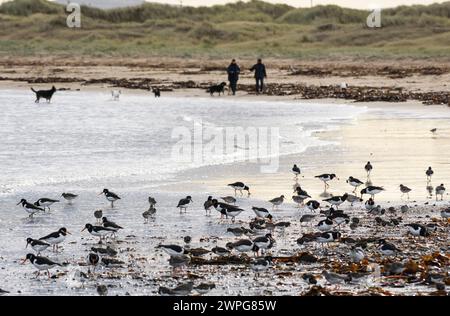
left=317, top=218, right=334, bottom=231
left=315, top=174, right=338, bottom=191
left=17, top=199, right=44, bottom=218
left=82, top=224, right=115, bottom=242
left=26, top=238, right=50, bottom=255
left=61, top=193, right=78, bottom=204
left=346, top=176, right=364, bottom=192
left=177, top=196, right=193, bottom=213
left=315, top=231, right=341, bottom=246
left=252, top=207, right=271, bottom=219
left=365, top=198, right=375, bottom=211
left=226, top=239, right=256, bottom=254
left=323, top=193, right=348, bottom=209
left=405, top=223, right=430, bottom=238
left=378, top=239, right=401, bottom=256
left=39, top=227, right=70, bottom=252
left=156, top=244, right=186, bottom=257
left=360, top=186, right=384, bottom=200
left=227, top=182, right=250, bottom=196
left=294, top=186, right=311, bottom=199
left=99, top=189, right=121, bottom=208
left=21, top=254, right=62, bottom=278
left=34, top=198, right=59, bottom=211
left=306, top=200, right=320, bottom=212
left=102, top=217, right=123, bottom=237
left=252, top=234, right=275, bottom=255
left=211, top=246, right=231, bottom=257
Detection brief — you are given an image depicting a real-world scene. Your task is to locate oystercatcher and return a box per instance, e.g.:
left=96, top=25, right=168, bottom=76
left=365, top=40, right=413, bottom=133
left=177, top=196, right=193, bottom=213
left=378, top=239, right=401, bottom=256
left=360, top=186, right=384, bottom=200
left=26, top=238, right=50, bottom=255
left=317, top=218, right=334, bottom=231
left=315, top=173, right=338, bottom=191
left=292, top=164, right=301, bottom=179
left=405, top=223, right=430, bottom=237
left=21, top=253, right=62, bottom=278
left=82, top=224, right=115, bottom=242
left=252, top=206, right=271, bottom=218
left=99, top=189, right=121, bottom=208
left=346, top=176, right=364, bottom=192
left=102, top=217, right=123, bottom=237
left=323, top=193, right=348, bottom=209
left=34, top=198, right=59, bottom=211
left=252, top=234, right=275, bottom=255
left=226, top=239, right=256, bottom=254
left=211, top=246, right=231, bottom=257
left=39, top=227, right=70, bottom=252
left=227, top=182, right=250, bottom=196
left=306, top=200, right=320, bottom=212
left=156, top=244, right=186, bottom=257
left=17, top=199, right=44, bottom=218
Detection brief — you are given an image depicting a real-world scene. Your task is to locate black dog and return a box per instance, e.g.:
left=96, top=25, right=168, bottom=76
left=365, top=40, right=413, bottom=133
left=207, top=82, right=227, bottom=96
left=31, top=86, right=57, bottom=103
left=153, top=88, right=161, bottom=98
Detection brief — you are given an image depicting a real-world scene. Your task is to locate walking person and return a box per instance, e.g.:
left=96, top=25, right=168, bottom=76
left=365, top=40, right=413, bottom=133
left=227, top=59, right=240, bottom=95
left=250, top=58, right=267, bottom=94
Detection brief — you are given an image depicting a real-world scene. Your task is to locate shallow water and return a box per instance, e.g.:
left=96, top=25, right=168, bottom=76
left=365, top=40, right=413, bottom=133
left=0, top=89, right=448, bottom=296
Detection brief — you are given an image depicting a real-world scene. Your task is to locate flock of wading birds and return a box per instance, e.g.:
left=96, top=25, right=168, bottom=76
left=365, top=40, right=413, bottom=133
left=15, top=161, right=450, bottom=294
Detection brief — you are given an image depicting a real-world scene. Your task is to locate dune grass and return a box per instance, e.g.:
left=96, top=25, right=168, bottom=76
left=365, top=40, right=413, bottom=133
left=0, top=0, right=449, bottom=59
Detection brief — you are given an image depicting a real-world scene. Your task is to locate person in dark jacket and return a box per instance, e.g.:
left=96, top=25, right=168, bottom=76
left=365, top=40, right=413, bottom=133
left=250, top=58, right=267, bottom=94
left=227, top=59, right=240, bottom=95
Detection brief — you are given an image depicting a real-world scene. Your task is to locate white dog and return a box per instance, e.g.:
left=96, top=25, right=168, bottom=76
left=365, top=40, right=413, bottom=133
left=111, top=90, right=121, bottom=101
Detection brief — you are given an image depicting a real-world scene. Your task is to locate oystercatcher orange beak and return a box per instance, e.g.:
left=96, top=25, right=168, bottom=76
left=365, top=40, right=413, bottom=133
left=20, top=258, right=28, bottom=265
left=66, top=231, right=72, bottom=235
left=81, top=227, right=86, bottom=232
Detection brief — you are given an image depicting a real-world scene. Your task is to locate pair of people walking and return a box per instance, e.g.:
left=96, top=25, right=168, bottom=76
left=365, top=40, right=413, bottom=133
left=226, top=58, right=267, bottom=95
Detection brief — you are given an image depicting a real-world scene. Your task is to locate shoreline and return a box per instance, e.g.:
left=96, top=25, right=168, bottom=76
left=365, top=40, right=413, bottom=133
left=1, top=56, right=449, bottom=106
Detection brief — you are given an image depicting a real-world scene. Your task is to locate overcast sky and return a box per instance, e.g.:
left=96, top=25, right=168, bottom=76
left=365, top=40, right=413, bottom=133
left=0, top=0, right=447, bottom=9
